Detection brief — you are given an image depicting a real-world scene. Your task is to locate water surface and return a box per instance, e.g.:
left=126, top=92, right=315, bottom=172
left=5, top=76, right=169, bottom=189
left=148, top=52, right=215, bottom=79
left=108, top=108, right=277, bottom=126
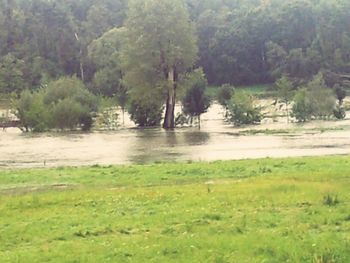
left=1, top=104, right=350, bottom=168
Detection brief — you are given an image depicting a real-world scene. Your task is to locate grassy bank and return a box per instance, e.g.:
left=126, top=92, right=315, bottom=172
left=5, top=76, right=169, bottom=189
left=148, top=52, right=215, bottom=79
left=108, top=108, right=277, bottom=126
left=1, top=156, right=350, bottom=262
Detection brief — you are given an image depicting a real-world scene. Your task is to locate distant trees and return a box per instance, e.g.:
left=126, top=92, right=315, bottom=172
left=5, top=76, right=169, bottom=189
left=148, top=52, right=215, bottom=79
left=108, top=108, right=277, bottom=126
left=1, top=0, right=350, bottom=131
left=0, top=54, right=26, bottom=94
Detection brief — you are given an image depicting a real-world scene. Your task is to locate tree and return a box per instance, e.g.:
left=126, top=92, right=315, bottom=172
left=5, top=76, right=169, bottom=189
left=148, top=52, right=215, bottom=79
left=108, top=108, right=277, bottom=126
left=306, top=74, right=336, bottom=119
left=275, top=75, right=294, bottom=122
left=88, top=27, right=128, bottom=124
left=181, top=69, right=211, bottom=129
left=217, top=84, right=234, bottom=109
left=0, top=54, right=26, bottom=94
left=122, top=0, right=197, bottom=129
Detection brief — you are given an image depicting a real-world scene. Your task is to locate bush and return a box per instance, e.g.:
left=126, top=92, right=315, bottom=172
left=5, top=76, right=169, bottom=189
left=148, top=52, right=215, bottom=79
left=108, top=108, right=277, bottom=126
left=291, top=89, right=312, bottom=122
left=292, top=74, right=337, bottom=122
left=50, top=98, right=86, bottom=130
left=226, top=91, right=262, bottom=126
left=181, top=69, right=211, bottom=128
left=128, top=99, right=163, bottom=127
left=16, top=90, right=49, bottom=132
left=217, top=84, right=234, bottom=108
left=15, top=77, right=97, bottom=132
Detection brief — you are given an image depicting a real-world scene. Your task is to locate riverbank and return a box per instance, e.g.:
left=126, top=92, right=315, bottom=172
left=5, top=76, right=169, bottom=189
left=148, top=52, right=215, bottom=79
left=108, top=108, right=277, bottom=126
left=1, top=156, right=349, bottom=262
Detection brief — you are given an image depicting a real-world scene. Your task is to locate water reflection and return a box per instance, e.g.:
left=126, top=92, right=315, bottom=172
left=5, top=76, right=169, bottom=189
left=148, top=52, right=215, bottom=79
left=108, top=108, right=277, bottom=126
left=126, top=129, right=210, bottom=164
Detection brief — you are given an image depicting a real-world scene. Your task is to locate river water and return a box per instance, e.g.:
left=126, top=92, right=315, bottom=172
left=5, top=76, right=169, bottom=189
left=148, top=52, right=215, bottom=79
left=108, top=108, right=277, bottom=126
left=1, top=104, right=350, bottom=168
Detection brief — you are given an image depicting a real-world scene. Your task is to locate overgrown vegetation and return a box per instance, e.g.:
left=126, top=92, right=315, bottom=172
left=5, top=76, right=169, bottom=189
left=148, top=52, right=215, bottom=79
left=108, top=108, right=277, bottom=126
left=1, top=0, right=350, bottom=131
left=15, top=77, right=97, bottom=132
left=225, top=91, right=262, bottom=126
left=0, top=156, right=349, bottom=262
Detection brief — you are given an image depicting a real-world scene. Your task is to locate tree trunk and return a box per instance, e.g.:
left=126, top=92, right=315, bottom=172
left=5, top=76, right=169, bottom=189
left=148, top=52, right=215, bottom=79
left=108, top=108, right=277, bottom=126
left=163, top=67, right=177, bottom=129
left=198, top=115, right=201, bottom=130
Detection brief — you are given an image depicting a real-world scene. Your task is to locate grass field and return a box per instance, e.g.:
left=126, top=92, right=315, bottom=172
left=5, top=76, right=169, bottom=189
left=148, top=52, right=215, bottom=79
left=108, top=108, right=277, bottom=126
left=1, top=156, right=350, bottom=262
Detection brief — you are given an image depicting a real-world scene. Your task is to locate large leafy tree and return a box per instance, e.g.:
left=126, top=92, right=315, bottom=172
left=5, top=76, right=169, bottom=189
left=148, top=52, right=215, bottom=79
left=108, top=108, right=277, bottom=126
left=122, top=0, right=197, bottom=129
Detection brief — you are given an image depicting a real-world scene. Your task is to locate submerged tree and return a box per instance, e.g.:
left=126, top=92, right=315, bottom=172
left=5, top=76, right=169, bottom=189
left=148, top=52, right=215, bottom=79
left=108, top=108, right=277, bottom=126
left=122, top=0, right=197, bottom=129
left=181, top=68, right=211, bottom=129
left=275, top=75, right=294, bottom=123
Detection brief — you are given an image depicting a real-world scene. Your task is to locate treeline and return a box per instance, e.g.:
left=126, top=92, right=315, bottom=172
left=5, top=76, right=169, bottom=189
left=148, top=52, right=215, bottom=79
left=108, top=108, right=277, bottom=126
left=1, top=0, right=350, bottom=90
left=1, top=0, right=350, bottom=130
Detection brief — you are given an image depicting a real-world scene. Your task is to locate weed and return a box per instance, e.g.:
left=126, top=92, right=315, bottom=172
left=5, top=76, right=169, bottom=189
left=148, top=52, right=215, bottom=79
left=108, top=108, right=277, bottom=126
left=323, top=194, right=339, bottom=206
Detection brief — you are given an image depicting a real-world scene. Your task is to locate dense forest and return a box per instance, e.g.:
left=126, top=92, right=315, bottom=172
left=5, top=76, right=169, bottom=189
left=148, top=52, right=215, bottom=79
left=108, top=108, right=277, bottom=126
left=1, top=0, right=350, bottom=129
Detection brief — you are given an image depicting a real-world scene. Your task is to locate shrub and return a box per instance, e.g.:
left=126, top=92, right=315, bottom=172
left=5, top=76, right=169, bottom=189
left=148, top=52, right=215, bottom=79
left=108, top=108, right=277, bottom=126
left=292, top=74, right=337, bottom=122
left=50, top=98, right=86, bottom=130
left=291, top=89, right=312, bottom=122
left=181, top=69, right=211, bottom=128
left=44, top=77, right=97, bottom=131
left=226, top=91, right=262, bottom=126
left=15, top=90, right=49, bottom=132
left=128, top=99, right=163, bottom=127
left=217, top=84, right=234, bottom=108
left=15, top=77, right=97, bottom=132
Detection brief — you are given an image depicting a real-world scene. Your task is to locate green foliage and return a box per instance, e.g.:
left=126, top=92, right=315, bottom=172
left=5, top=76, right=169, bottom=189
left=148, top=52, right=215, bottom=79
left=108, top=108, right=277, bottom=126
left=128, top=99, right=163, bottom=127
left=307, top=74, right=336, bottom=119
left=0, top=54, right=26, bottom=94
left=226, top=91, right=262, bottom=126
left=292, top=89, right=312, bottom=122
left=276, top=76, right=294, bottom=103
left=217, top=84, right=234, bottom=108
left=181, top=69, right=211, bottom=120
left=88, top=27, right=126, bottom=99
left=275, top=75, right=294, bottom=121
left=50, top=98, right=86, bottom=130
left=292, top=74, right=337, bottom=122
left=15, top=77, right=97, bottom=132
left=15, top=90, right=49, bottom=132
left=122, top=0, right=197, bottom=128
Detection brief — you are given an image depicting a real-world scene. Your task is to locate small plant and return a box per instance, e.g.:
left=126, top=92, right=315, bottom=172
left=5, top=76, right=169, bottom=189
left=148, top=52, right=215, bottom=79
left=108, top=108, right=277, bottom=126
left=323, top=193, right=339, bottom=206
left=313, top=252, right=337, bottom=263
left=226, top=91, right=262, bottom=126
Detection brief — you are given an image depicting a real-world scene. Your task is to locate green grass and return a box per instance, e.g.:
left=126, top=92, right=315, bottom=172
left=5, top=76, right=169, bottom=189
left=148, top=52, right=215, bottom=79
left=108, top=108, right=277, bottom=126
left=1, top=156, right=350, bottom=262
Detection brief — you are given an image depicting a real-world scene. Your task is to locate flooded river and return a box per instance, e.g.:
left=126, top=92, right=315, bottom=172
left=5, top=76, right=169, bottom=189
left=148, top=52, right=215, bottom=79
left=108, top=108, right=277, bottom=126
left=1, top=104, right=350, bottom=168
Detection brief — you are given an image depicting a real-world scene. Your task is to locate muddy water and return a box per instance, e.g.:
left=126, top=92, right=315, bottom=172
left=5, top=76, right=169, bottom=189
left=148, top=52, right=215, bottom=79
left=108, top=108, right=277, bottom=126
left=1, top=104, right=350, bottom=168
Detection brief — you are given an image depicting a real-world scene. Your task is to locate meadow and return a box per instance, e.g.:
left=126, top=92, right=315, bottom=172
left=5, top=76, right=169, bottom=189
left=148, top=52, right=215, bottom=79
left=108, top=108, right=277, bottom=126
left=0, top=156, right=350, bottom=262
